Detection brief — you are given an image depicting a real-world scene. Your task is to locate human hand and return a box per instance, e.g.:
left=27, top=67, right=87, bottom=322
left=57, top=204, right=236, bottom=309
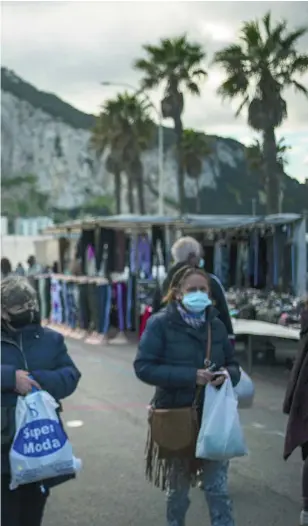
left=211, top=374, right=226, bottom=387
left=196, top=369, right=214, bottom=386
left=15, top=370, right=41, bottom=395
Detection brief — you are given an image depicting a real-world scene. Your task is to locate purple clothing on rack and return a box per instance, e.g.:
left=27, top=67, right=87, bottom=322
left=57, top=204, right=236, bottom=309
left=130, top=235, right=151, bottom=276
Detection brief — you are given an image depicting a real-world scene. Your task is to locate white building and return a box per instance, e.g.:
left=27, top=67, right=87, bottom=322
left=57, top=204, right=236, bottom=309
left=14, top=216, right=54, bottom=236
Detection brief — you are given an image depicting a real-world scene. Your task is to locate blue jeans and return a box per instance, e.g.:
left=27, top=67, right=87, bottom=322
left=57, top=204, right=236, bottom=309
left=166, top=459, right=234, bottom=526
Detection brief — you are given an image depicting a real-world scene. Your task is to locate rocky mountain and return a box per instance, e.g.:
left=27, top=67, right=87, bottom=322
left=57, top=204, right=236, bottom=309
left=1, top=66, right=308, bottom=216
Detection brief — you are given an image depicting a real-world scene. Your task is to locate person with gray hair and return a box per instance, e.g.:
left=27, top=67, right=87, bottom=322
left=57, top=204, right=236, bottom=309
left=171, top=236, right=203, bottom=267
left=152, top=236, right=234, bottom=344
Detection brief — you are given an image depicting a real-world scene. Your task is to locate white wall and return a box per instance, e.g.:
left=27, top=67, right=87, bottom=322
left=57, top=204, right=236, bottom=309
left=1, top=217, right=8, bottom=235
left=1, top=235, right=58, bottom=268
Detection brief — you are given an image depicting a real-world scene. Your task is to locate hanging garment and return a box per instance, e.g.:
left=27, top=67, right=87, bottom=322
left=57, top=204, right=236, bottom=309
left=229, top=243, right=237, bottom=287
left=45, top=277, right=51, bottom=320
left=88, top=282, right=100, bottom=332
left=77, top=230, right=95, bottom=274
left=38, top=278, right=47, bottom=320
left=72, top=282, right=81, bottom=329
left=97, top=284, right=112, bottom=335
left=50, top=278, right=63, bottom=324
left=139, top=306, right=152, bottom=339
left=61, top=281, right=70, bottom=327
left=115, top=282, right=127, bottom=332
left=126, top=276, right=135, bottom=331
left=114, top=231, right=127, bottom=273
left=220, top=243, right=230, bottom=289
left=66, top=282, right=78, bottom=329
left=78, top=283, right=91, bottom=330
left=151, top=226, right=166, bottom=267
left=213, top=242, right=223, bottom=282
left=95, top=228, right=117, bottom=274
left=130, top=235, right=151, bottom=276
left=236, top=242, right=248, bottom=288
left=85, top=245, right=96, bottom=277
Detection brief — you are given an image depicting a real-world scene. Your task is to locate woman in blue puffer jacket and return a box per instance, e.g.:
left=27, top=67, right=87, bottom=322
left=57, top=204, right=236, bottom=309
left=134, top=266, right=240, bottom=526
left=1, top=275, right=81, bottom=526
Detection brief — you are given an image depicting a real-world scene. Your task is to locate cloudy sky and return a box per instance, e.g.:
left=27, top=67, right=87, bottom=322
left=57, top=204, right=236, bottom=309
left=2, top=1, right=308, bottom=182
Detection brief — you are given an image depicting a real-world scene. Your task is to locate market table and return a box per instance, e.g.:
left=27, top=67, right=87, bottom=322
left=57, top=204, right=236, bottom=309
left=232, top=318, right=300, bottom=373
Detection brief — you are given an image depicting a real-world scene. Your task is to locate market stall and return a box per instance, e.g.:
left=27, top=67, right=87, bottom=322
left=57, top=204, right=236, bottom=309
left=38, top=213, right=306, bottom=346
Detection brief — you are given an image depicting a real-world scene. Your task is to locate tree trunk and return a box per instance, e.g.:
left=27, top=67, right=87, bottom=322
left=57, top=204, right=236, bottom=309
left=262, top=127, right=279, bottom=214
left=114, top=170, right=121, bottom=214
left=174, top=114, right=185, bottom=214
left=136, top=173, right=145, bottom=215
left=196, top=177, right=201, bottom=213
left=127, top=175, right=134, bottom=213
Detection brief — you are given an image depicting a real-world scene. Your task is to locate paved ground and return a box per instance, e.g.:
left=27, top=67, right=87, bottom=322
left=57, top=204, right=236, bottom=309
left=44, top=338, right=302, bottom=526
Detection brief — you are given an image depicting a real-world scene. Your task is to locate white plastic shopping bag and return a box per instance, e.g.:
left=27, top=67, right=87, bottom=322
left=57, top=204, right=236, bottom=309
left=196, top=375, right=248, bottom=461
left=9, top=390, right=82, bottom=490
left=234, top=368, right=255, bottom=409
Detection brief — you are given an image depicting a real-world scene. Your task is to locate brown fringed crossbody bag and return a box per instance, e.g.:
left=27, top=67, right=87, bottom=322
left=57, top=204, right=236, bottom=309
left=149, top=324, right=212, bottom=454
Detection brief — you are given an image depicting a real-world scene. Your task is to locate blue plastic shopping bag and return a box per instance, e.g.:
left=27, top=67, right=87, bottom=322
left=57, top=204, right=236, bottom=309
left=196, top=376, right=248, bottom=461
left=9, top=390, right=81, bottom=490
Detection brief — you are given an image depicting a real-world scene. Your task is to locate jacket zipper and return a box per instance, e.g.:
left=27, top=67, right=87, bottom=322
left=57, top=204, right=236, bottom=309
left=1, top=334, right=29, bottom=371
left=19, top=334, right=29, bottom=371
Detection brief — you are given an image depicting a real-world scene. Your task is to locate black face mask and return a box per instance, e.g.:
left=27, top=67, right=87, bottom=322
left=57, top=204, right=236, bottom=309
left=8, top=310, right=41, bottom=330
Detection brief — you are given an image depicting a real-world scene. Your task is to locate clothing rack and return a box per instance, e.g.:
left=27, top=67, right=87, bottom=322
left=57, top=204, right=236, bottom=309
left=40, top=214, right=306, bottom=345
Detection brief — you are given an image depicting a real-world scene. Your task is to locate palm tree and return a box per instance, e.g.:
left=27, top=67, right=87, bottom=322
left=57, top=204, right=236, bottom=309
left=134, top=35, right=207, bottom=213
left=181, top=129, right=212, bottom=213
left=214, top=11, right=308, bottom=213
left=91, top=103, right=124, bottom=214
left=246, top=136, right=291, bottom=212
left=91, top=93, right=154, bottom=214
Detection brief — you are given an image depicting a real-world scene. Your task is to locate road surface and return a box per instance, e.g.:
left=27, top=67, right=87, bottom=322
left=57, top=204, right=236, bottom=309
left=44, top=338, right=302, bottom=526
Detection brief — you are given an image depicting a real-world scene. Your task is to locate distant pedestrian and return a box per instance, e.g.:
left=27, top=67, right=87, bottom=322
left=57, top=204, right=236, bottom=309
left=152, top=236, right=234, bottom=344
left=1, top=258, right=12, bottom=279
left=15, top=263, right=25, bottom=276
left=27, top=255, right=41, bottom=276
left=283, top=299, right=308, bottom=525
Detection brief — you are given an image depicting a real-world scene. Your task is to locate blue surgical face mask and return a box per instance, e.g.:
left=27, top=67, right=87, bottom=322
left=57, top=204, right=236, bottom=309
left=198, top=258, right=205, bottom=269
left=182, top=291, right=212, bottom=313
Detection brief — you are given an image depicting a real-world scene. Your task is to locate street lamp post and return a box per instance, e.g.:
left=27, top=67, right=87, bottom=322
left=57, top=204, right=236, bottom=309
left=101, top=81, right=164, bottom=215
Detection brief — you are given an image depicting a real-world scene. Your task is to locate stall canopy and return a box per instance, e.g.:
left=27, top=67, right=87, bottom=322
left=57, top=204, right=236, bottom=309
left=44, top=213, right=303, bottom=235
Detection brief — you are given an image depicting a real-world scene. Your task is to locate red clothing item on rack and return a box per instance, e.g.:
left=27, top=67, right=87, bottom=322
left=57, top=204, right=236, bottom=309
left=139, top=306, right=152, bottom=339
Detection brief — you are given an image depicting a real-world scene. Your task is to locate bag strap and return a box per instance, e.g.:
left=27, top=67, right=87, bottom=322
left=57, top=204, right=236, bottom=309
left=204, top=323, right=212, bottom=367
left=193, top=322, right=212, bottom=406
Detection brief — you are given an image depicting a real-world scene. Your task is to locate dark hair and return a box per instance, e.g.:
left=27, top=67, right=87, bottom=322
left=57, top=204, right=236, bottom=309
left=27, top=255, right=35, bottom=266
left=1, top=258, right=12, bottom=276
left=163, top=265, right=210, bottom=304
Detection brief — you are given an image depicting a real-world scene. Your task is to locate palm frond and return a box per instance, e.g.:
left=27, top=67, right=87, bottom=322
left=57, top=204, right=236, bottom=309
left=191, top=68, right=208, bottom=79
left=186, top=81, right=201, bottom=95
left=240, top=20, right=262, bottom=49
left=289, top=55, right=308, bottom=75
left=292, top=80, right=308, bottom=97
left=280, top=27, right=308, bottom=51
left=217, top=73, right=249, bottom=100
left=213, top=44, right=247, bottom=67
left=235, top=94, right=250, bottom=117
left=263, top=11, right=272, bottom=36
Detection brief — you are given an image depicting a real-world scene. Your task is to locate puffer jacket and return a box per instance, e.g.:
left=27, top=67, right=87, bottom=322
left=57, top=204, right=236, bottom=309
left=1, top=324, right=81, bottom=478
left=134, top=302, right=240, bottom=410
